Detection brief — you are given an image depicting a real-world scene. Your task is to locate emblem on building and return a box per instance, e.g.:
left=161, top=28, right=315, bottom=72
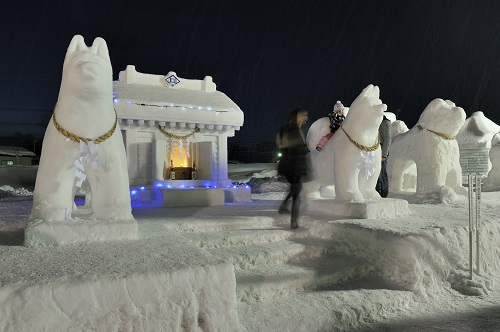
left=165, top=75, right=180, bottom=86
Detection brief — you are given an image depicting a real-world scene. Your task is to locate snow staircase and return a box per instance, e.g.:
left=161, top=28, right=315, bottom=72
left=165, top=206, right=415, bottom=331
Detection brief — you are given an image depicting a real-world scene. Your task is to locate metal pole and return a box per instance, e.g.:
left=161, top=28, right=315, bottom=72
left=468, top=174, right=474, bottom=280
left=476, top=175, right=481, bottom=275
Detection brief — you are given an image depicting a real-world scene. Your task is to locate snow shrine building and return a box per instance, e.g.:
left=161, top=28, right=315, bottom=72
left=113, top=65, right=247, bottom=205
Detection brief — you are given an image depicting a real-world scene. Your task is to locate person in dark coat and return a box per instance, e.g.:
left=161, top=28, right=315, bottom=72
left=376, top=115, right=392, bottom=197
left=276, top=107, right=309, bottom=229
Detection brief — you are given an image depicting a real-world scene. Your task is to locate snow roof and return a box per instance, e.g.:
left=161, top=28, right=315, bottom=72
left=113, top=66, right=244, bottom=128
left=0, top=146, right=36, bottom=157
left=456, top=111, right=500, bottom=148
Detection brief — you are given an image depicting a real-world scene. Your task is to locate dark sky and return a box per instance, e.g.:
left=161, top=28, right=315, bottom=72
left=2, top=0, right=500, bottom=149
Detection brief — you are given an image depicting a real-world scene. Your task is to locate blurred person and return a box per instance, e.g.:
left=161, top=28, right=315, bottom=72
left=376, top=115, right=391, bottom=197
left=316, top=101, right=346, bottom=151
left=276, top=107, right=309, bottom=229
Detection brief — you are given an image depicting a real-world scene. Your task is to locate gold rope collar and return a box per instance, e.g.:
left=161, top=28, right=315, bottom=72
left=52, top=108, right=118, bottom=144
left=416, top=125, right=456, bottom=140
left=340, top=125, right=380, bottom=151
left=159, top=125, right=200, bottom=139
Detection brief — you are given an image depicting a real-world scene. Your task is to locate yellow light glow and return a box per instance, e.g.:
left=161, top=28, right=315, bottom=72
left=170, top=146, right=189, bottom=167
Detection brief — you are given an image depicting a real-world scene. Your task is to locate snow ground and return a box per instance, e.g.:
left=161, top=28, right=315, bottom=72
left=1, top=164, right=500, bottom=331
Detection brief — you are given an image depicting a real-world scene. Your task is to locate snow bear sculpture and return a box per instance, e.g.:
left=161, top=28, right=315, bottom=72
left=387, top=99, right=467, bottom=195
left=30, top=35, right=133, bottom=222
left=306, top=84, right=387, bottom=202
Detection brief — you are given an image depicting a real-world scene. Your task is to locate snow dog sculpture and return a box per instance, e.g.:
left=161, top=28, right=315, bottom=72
left=306, top=84, right=387, bottom=202
left=30, top=35, right=133, bottom=221
left=387, top=98, right=467, bottom=195
left=484, top=135, right=500, bottom=191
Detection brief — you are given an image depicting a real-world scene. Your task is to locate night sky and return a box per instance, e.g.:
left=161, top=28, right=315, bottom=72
left=2, top=0, right=500, bottom=156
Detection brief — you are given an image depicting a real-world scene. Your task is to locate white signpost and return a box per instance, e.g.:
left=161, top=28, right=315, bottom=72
left=467, top=173, right=481, bottom=280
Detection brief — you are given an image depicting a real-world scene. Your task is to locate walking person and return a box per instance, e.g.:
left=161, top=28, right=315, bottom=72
left=316, top=101, right=346, bottom=151
left=276, top=107, right=309, bottom=229
left=376, top=115, right=392, bottom=197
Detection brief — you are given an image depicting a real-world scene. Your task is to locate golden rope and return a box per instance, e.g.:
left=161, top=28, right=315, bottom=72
left=159, top=125, right=200, bottom=139
left=416, top=125, right=456, bottom=140
left=340, top=125, right=380, bottom=151
left=52, top=108, right=118, bottom=144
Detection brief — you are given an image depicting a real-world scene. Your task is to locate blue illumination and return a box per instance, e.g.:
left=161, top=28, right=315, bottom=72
left=113, top=98, right=118, bottom=103
left=233, top=185, right=237, bottom=189
left=140, top=186, right=145, bottom=190
left=127, top=101, right=132, bottom=104
left=167, top=185, right=172, bottom=189
left=131, top=190, right=137, bottom=195
left=155, top=183, right=163, bottom=187
left=180, top=185, right=185, bottom=188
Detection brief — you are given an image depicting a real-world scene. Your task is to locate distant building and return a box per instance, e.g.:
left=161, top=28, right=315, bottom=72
left=0, top=146, right=36, bottom=166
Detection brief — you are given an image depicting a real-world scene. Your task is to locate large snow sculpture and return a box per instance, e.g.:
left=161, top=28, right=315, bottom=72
left=27, top=35, right=136, bottom=245
left=307, top=84, right=387, bottom=202
left=387, top=99, right=466, bottom=196
left=484, top=134, right=500, bottom=191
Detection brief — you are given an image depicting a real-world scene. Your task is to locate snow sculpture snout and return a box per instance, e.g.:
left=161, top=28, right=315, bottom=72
left=307, top=84, right=387, bottom=202
left=29, top=35, right=134, bottom=222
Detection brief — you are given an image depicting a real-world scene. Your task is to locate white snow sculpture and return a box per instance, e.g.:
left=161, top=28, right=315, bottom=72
left=307, top=84, right=387, bottom=202
left=391, top=120, right=409, bottom=139
left=387, top=99, right=467, bottom=195
left=456, top=111, right=500, bottom=179
left=484, top=134, right=500, bottom=191
left=29, top=35, right=134, bottom=223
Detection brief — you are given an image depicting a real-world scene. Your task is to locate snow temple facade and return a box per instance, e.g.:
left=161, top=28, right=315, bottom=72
left=113, top=66, right=247, bottom=205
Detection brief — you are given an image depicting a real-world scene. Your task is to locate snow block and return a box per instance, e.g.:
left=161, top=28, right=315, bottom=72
left=163, top=188, right=224, bottom=207
left=1, top=233, right=240, bottom=331
left=24, top=218, right=138, bottom=246
left=224, top=186, right=252, bottom=202
left=330, top=198, right=409, bottom=219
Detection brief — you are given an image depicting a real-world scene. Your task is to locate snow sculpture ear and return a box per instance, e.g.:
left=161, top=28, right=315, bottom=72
left=66, top=35, right=87, bottom=54
left=350, top=84, right=387, bottom=114
left=91, top=37, right=110, bottom=62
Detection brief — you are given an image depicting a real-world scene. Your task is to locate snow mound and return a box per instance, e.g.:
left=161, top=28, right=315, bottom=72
left=0, top=185, right=33, bottom=197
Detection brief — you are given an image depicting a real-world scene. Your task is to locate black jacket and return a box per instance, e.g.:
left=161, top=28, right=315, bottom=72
left=277, top=124, right=309, bottom=180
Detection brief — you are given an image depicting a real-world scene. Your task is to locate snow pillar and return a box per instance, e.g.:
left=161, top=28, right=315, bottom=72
left=124, top=129, right=138, bottom=184
left=153, top=138, right=166, bottom=180
left=216, top=135, right=231, bottom=187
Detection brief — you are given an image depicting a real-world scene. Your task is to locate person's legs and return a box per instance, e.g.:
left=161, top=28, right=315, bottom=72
left=290, top=180, right=302, bottom=229
left=279, top=174, right=294, bottom=214
left=376, top=159, right=389, bottom=197
left=316, top=132, right=334, bottom=151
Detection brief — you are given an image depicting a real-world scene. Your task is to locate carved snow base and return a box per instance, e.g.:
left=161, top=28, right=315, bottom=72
left=330, top=198, right=409, bottom=219
left=2, top=233, right=240, bottom=331
left=163, top=188, right=225, bottom=207
left=24, top=218, right=138, bottom=246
